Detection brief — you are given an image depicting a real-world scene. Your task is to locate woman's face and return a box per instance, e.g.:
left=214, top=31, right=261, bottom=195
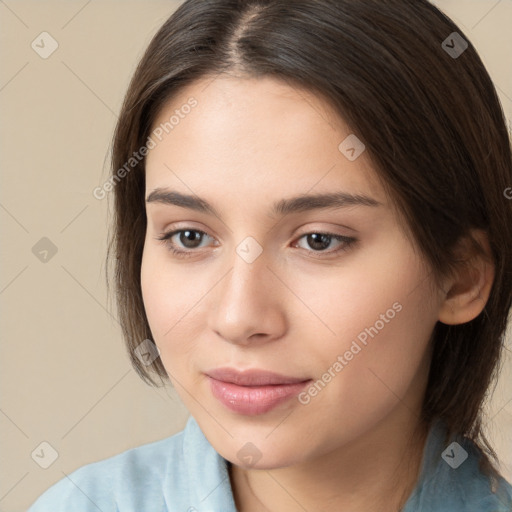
left=141, top=75, right=444, bottom=468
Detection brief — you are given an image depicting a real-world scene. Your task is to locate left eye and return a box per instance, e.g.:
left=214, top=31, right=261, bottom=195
left=294, top=232, right=355, bottom=254
left=156, top=229, right=356, bottom=258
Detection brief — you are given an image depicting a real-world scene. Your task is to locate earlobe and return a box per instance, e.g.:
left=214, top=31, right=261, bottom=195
left=438, top=231, right=495, bottom=326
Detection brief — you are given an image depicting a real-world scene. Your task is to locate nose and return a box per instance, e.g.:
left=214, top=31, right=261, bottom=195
left=207, top=245, right=288, bottom=347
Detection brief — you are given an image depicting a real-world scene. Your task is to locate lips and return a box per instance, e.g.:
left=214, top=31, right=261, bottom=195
left=206, top=367, right=310, bottom=386
left=205, top=367, right=312, bottom=415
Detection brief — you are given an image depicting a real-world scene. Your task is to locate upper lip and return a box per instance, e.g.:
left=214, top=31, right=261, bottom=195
left=206, top=367, right=311, bottom=386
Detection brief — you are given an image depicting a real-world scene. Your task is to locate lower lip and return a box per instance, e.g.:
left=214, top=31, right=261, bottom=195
left=208, top=377, right=311, bottom=416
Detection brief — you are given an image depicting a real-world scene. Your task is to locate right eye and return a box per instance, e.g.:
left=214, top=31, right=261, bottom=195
left=155, top=228, right=218, bottom=258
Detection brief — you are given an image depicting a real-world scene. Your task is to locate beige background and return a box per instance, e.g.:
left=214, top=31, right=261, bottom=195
left=0, top=1, right=511, bottom=510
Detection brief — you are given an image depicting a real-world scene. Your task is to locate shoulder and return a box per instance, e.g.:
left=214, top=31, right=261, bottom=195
left=27, top=428, right=186, bottom=512
left=405, top=420, right=512, bottom=512
left=448, top=444, right=512, bottom=512
left=449, top=435, right=512, bottom=511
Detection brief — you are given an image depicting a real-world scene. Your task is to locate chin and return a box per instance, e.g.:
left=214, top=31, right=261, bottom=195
left=217, top=434, right=311, bottom=471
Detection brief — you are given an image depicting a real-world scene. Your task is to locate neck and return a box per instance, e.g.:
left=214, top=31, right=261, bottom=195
left=229, top=411, right=430, bottom=512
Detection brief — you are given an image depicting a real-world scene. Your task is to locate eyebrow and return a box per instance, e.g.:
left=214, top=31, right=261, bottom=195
left=145, top=188, right=382, bottom=218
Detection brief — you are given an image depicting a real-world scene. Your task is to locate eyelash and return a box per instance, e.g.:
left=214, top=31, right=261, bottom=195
left=155, top=228, right=357, bottom=260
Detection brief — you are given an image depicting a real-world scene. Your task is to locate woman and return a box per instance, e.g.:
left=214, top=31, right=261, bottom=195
left=28, top=0, right=512, bottom=510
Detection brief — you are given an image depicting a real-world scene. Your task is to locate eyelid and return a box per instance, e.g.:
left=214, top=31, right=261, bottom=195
left=294, top=223, right=356, bottom=237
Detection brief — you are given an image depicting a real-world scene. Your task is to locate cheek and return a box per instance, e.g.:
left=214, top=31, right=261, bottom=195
left=296, top=242, right=437, bottom=404
left=293, top=238, right=434, bottom=351
left=140, top=250, right=168, bottom=338
left=305, top=254, right=437, bottom=424
left=140, top=247, right=210, bottom=371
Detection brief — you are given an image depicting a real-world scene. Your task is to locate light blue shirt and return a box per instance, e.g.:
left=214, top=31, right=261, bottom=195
left=27, top=415, right=512, bottom=511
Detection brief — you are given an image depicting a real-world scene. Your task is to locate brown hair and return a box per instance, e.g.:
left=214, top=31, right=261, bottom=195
left=107, top=0, right=512, bottom=479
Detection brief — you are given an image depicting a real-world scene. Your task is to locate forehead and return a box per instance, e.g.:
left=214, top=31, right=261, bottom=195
left=145, top=74, right=386, bottom=204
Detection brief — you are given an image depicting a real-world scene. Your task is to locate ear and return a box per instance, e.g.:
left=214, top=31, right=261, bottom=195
left=438, top=230, right=495, bottom=325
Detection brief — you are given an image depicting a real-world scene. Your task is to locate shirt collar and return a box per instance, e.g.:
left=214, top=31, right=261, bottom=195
left=180, top=415, right=237, bottom=512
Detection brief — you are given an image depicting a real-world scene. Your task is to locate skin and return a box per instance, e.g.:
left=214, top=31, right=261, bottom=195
left=141, top=74, right=494, bottom=512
